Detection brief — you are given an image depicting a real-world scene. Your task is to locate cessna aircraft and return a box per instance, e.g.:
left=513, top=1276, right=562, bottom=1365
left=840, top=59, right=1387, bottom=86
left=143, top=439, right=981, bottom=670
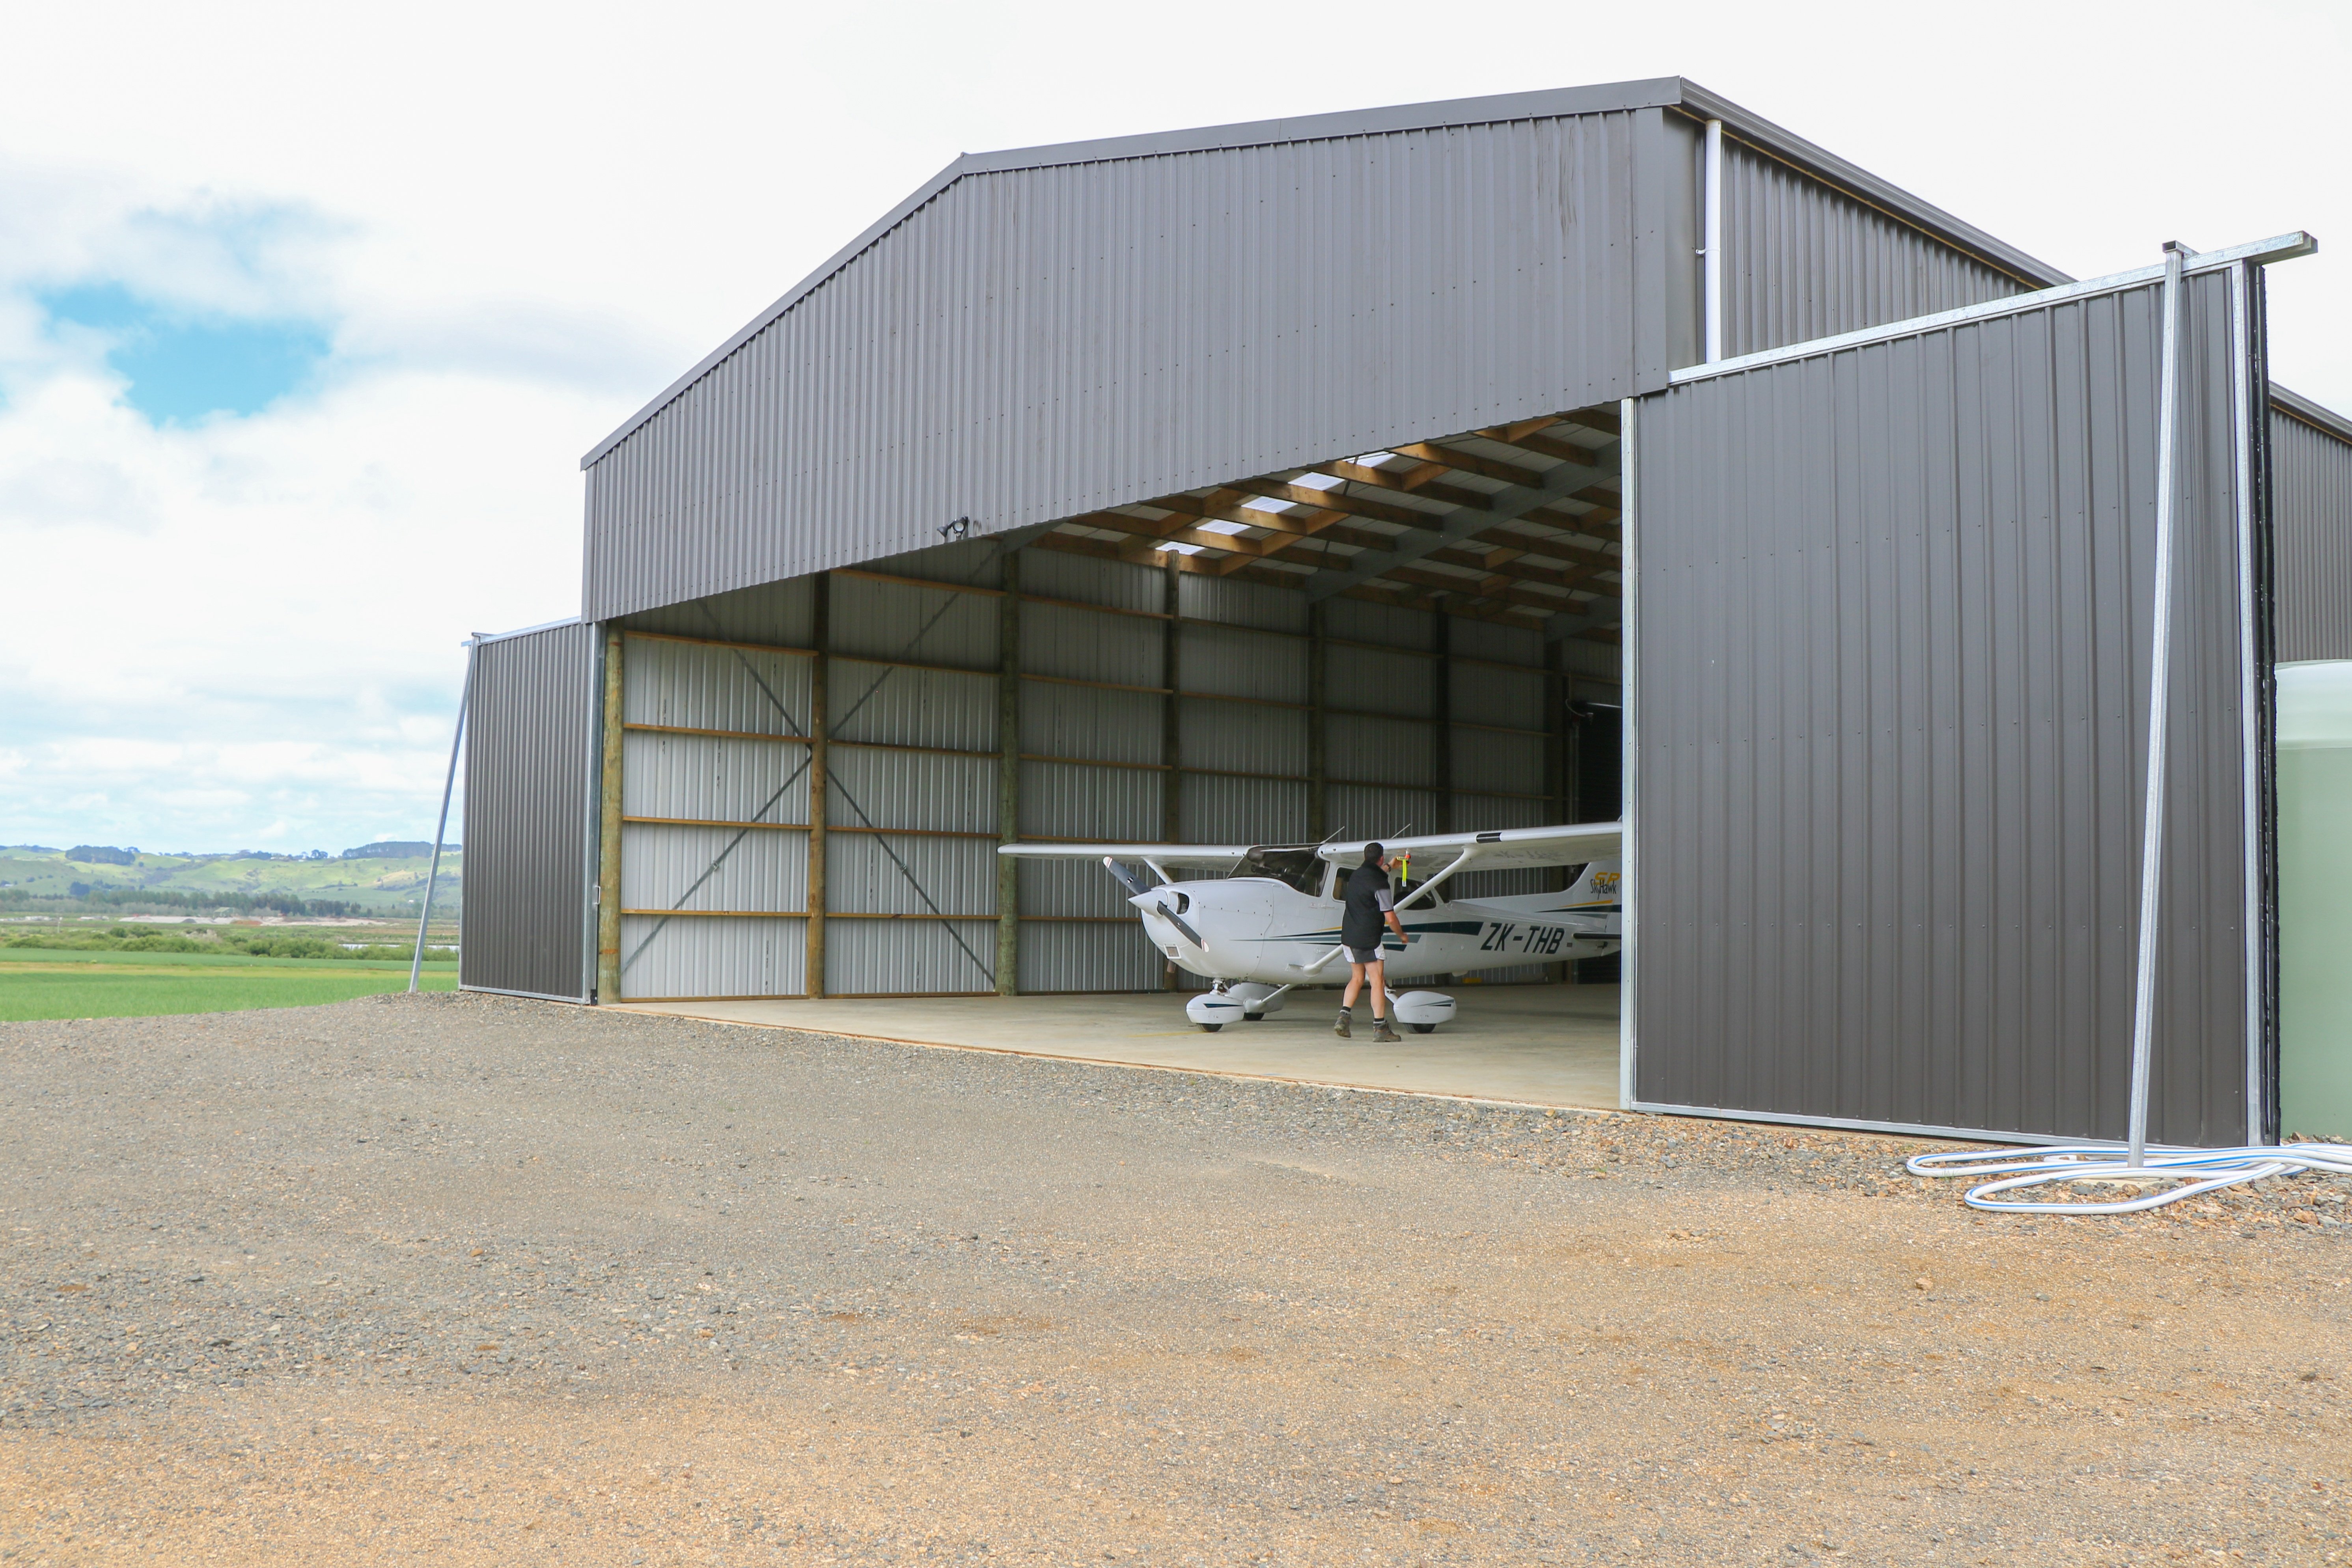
left=997, top=822, right=1621, bottom=1032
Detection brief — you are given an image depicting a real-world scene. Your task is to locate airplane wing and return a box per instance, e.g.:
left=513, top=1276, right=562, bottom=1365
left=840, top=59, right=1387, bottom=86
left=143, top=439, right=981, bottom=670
left=1315, top=821, right=1621, bottom=874
left=995, top=842, right=1252, bottom=871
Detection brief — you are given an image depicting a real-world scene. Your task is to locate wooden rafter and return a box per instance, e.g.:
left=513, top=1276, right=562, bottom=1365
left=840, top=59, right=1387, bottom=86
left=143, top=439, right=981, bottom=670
left=1388, top=440, right=1550, bottom=489
left=1321, top=459, right=1490, bottom=508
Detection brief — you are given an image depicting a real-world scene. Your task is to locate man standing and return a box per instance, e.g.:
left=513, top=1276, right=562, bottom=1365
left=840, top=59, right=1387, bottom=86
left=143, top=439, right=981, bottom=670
left=1335, top=842, right=1407, bottom=1041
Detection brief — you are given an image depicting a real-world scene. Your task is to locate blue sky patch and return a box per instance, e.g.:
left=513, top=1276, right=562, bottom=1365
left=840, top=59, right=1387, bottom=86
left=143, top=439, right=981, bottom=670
left=41, top=283, right=332, bottom=422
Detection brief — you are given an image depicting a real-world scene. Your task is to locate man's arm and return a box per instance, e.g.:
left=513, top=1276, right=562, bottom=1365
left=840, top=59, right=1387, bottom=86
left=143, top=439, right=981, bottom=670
left=1380, top=887, right=1408, bottom=943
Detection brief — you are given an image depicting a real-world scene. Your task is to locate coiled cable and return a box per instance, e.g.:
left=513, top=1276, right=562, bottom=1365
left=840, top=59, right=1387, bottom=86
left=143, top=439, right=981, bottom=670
left=1906, top=1141, right=2352, bottom=1215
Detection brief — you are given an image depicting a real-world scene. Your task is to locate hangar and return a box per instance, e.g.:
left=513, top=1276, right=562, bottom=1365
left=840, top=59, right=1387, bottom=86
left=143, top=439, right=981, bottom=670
left=457, top=76, right=2352, bottom=1148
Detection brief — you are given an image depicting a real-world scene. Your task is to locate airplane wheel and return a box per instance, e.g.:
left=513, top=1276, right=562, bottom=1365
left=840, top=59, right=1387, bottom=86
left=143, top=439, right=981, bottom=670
left=1198, top=1022, right=1224, bottom=1033
left=1243, top=1011, right=1265, bottom=1022
left=1409, top=1023, right=1436, bottom=1035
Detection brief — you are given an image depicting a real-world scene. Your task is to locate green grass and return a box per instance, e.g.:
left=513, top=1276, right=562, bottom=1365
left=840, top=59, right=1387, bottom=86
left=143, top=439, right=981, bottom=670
left=0, top=945, right=458, bottom=1022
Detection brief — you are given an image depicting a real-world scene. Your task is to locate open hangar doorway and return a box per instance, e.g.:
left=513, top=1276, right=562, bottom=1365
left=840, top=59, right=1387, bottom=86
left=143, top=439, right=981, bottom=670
left=570, top=402, right=1633, bottom=1109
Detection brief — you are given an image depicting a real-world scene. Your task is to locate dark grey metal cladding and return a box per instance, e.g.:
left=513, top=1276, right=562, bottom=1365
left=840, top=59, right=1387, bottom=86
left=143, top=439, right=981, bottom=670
left=461, top=621, right=599, bottom=1001
left=582, top=105, right=1701, bottom=621
left=1714, top=135, right=2035, bottom=360
left=2271, top=392, right=2352, bottom=661
left=1634, top=269, right=2254, bottom=1145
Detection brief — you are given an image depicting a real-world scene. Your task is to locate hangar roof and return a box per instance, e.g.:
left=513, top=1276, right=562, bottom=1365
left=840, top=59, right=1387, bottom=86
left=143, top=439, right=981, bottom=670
left=571, top=79, right=2169, bottom=634
left=584, top=78, right=2061, bottom=476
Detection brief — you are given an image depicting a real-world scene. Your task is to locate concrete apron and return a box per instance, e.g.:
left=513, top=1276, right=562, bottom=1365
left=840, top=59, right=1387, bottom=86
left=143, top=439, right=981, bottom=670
left=609, top=983, right=1622, bottom=1112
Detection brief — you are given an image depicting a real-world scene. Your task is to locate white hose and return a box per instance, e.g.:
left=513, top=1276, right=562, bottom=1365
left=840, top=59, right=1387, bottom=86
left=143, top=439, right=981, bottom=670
left=1906, top=1141, right=2352, bottom=1215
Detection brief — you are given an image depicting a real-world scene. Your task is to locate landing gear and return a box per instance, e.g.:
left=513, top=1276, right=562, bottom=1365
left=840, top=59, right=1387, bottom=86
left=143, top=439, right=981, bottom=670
left=1392, top=991, right=1457, bottom=1033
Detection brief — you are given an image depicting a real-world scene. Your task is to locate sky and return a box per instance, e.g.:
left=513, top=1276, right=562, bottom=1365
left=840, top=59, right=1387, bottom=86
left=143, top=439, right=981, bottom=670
left=1, top=0, right=2346, bottom=855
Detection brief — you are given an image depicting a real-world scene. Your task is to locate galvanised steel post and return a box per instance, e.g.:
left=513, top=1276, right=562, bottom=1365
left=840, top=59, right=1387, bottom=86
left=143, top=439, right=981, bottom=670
left=596, top=626, right=624, bottom=1002
left=806, top=573, right=830, bottom=999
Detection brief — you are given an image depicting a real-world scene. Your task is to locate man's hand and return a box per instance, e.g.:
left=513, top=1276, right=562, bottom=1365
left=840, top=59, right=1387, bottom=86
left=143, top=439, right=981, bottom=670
left=1386, top=910, right=1409, bottom=943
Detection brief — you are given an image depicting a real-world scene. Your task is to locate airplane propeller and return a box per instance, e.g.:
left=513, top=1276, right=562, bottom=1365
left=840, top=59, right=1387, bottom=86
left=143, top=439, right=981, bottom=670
left=1154, top=901, right=1207, bottom=947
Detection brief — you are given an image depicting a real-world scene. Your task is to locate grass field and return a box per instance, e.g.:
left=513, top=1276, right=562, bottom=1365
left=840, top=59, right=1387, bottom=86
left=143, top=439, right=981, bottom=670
left=0, top=946, right=458, bottom=1022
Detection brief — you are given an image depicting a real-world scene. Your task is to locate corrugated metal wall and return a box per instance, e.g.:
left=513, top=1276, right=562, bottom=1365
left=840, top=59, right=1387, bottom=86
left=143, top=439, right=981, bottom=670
left=610, top=544, right=1571, bottom=999
left=1634, top=268, right=2257, bottom=1146
left=1716, top=136, right=2030, bottom=361
left=460, top=621, right=599, bottom=1001
left=2273, top=404, right=2352, bottom=662
left=582, top=106, right=1699, bottom=620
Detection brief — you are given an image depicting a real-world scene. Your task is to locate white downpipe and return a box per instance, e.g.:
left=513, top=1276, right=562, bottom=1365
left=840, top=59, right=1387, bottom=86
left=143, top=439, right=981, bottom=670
left=2125, top=242, right=2189, bottom=1170
left=1617, top=395, right=1640, bottom=1111
left=1703, top=119, right=1724, bottom=364
left=2228, top=259, right=2268, bottom=1144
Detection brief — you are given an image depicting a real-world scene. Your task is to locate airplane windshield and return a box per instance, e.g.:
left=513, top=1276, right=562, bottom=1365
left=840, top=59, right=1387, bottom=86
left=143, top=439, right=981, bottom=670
left=1235, top=845, right=1324, bottom=897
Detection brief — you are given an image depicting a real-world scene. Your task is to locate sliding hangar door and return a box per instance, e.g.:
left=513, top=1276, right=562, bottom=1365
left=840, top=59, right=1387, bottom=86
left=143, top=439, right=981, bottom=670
left=1625, top=239, right=2323, bottom=1147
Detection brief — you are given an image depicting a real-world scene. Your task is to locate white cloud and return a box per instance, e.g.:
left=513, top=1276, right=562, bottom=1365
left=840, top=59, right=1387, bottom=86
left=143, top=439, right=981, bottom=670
left=0, top=0, right=2346, bottom=850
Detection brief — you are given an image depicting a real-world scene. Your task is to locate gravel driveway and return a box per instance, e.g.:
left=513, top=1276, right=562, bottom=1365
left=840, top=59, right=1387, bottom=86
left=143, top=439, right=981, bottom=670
left=3, top=992, right=2347, bottom=1565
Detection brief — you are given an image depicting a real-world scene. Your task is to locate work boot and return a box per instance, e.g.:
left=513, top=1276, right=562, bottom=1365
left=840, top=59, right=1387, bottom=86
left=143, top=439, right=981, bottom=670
left=1373, top=1018, right=1401, bottom=1043
left=1333, top=1007, right=1352, bottom=1039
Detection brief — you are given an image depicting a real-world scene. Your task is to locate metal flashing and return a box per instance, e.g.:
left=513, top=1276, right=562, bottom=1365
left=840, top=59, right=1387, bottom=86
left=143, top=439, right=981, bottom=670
left=2273, top=383, right=2352, bottom=445
left=457, top=983, right=593, bottom=1005
left=1668, top=232, right=2317, bottom=385
left=1629, top=1100, right=2211, bottom=1151
left=473, top=615, right=584, bottom=646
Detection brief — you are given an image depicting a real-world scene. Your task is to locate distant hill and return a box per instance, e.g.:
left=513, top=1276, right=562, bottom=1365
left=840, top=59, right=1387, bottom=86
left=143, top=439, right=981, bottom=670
left=0, top=844, right=463, bottom=916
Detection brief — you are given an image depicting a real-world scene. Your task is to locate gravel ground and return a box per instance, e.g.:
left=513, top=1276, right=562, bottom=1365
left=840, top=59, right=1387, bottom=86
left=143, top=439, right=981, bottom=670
left=2, top=992, right=2348, bottom=1566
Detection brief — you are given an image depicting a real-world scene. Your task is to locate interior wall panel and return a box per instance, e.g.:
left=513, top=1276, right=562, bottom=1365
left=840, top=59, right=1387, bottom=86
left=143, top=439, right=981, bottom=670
left=1183, top=776, right=1309, bottom=846
left=827, top=663, right=998, bottom=753
left=626, top=636, right=812, bottom=735
left=1451, top=665, right=1546, bottom=730
left=623, top=733, right=811, bottom=827
left=1329, top=714, right=1434, bottom=787
left=1022, top=685, right=1162, bottom=766
left=621, top=823, right=805, bottom=913
left=1181, top=623, right=1308, bottom=703
left=619, top=912, right=805, bottom=999
left=1024, top=601, right=1164, bottom=685
left=826, top=920, right=999, bottom=995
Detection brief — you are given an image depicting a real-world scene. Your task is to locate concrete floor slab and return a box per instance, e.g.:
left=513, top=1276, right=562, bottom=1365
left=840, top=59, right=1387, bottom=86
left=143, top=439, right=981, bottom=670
left=612, top=982, right=1621, bottom=1109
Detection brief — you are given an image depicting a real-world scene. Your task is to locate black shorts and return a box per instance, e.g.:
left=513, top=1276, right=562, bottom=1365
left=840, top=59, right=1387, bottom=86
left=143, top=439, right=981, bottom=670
left=1345, top=943, right=1386, bottom=965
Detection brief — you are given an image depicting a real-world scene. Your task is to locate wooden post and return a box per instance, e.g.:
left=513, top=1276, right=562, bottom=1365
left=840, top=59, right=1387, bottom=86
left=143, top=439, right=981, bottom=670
left=1161, top=557, right=1182, bottom=990
left=1432, top=608, right=1453, bottom=835
left=996, top=550, right=1022, bottom=996
left=596, top=625, right=625, bottom=1003
left=1546, top=634, right=1570, bottom=984
left=1162, top=557, right=1183, bottom=846
left=806, top=573, right=830, bottom=999
left=1307, top=602, right=1328, bottom=841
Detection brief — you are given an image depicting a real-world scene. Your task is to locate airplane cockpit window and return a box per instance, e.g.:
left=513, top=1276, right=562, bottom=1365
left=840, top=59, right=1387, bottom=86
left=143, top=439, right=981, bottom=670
left=1235, top=845, right=1324, bottom=897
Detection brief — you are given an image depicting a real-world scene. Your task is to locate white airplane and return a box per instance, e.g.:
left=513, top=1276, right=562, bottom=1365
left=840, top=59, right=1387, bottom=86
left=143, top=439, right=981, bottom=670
left=997, top=822, right=1622, bottom=1032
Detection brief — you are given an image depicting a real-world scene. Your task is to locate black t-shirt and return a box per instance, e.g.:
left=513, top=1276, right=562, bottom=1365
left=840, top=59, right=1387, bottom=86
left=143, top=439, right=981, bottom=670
left=1341, top=863, right=1394, bottom=949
